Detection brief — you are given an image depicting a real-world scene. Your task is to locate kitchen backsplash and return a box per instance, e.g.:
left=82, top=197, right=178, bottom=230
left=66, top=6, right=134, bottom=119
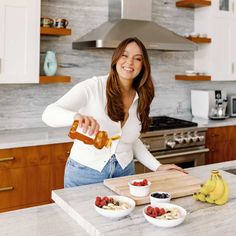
left=1, top=0, right=236, bottom=131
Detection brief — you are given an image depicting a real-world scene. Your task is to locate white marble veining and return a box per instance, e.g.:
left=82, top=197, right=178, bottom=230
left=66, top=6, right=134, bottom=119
left=1, top=117, right=236, bottom=149
left=0, top=162, right=236, bottom=235
left=0, top=127, right=70, bottom=149
left=2, top=0, right=236, bottom=131
left=51, top=160, right=236, bottom=236
left=0, top=203, right=88, bottom=236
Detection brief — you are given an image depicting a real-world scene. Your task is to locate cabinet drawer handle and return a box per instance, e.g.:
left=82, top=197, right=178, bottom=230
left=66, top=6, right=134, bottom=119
left=0, top=186, right=14, bottom=192
left=0, top=157, right=15, bottom=162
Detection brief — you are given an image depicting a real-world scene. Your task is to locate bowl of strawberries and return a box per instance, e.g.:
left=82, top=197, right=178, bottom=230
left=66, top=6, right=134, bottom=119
left=94, top=195, right=135, bottom=219
left=128, top=178, right=151, bottom=197
left=143, top=203, right=186, bottom=227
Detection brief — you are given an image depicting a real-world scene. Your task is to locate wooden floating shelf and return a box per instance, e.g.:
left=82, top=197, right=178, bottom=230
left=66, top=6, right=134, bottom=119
left=175, top=75, right=211, bottom=81
left=176, top=0, right=211, bottom=8
left=40, top=27, right=72, bottom=36
left=39, top=76, right=71, bottom=84
left=186, top=36, right=211, bottom=43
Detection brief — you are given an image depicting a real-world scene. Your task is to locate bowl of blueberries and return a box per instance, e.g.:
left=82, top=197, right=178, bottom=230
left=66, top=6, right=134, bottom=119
left=150, top=192, right=171, bottom=206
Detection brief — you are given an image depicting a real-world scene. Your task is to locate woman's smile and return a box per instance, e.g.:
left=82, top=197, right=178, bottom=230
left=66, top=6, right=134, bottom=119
left=116, top=41, right=143, bottom=82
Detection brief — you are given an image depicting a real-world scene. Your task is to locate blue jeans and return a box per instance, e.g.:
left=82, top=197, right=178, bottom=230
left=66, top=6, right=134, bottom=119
left=64, top=155, right=135, bottom=188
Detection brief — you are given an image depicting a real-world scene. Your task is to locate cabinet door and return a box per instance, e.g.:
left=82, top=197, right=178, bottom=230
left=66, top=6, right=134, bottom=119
left=0, top=165, right=51, bottom=212
left=228, top=140, right=236, bottom=161
left=207, top=17, right=236, bottom=81
left=230, top=20, right=236, bottom=80
left=0, top=168, right=26, bottom=210
left=0, top=0, right=40, bottom=83
left=50, top=143, right=72, bottom=190
left=213, top=0, right=236, bottom=18
left=206, top=141, right=228, bottom=164
left=210, top=18, right=233, bottom=80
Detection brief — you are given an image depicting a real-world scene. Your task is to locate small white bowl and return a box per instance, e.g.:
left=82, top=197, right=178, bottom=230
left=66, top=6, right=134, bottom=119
left=189, top=32, right=200, bottom=37
left=143, top=203, right=187, bottom=228
left=128, top=179, right=151, bottom=197
left=150, top=192, right=171, bottom=205
left=94, top=195, right=135, bottom=219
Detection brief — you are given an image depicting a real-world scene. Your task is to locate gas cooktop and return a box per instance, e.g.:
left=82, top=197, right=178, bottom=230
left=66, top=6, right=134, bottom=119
left=148, top=116, right=198, bottom=131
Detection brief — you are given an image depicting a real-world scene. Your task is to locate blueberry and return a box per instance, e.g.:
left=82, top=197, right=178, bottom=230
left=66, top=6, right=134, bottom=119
left=151, top=192, right=169, bottom=199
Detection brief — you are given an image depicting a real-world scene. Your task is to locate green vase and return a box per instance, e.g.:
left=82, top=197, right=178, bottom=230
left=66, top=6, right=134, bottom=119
left=43, top=51, right=57, bottom=76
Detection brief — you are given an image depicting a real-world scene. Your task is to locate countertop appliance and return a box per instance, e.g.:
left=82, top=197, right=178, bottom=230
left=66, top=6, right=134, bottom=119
left=140, top=116, right=208, bottom=168
left=227, top=95, right=236, bottom=117
left=191, top=90, right=227, bottom=119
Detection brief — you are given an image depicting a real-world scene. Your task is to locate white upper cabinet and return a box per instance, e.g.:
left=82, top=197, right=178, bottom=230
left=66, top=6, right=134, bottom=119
left=213, top=0, right=236, bottom=18
left=0, top=0, right=40, bottom=84
left=194, top=0, right=236, bottom=81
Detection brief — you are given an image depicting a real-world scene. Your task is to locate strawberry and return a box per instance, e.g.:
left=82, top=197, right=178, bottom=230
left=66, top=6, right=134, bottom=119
left=96, top=196, right=101, bottom=202
left=143, top=179, right=148, bottom=185
left=159, top=208, right=166, bottom=215
left=146, top=206, right=153, bottom=214
left=95, top=200, right=100, bottom=207
left=154, top=207, right=160, bottom=215
left=103, top=196, right=110, bottom=203
left=152, top=211, right=158, bottom=218
left=100, top=200, right=107, bottom=207
left=146, top=212, right=152, bottom=217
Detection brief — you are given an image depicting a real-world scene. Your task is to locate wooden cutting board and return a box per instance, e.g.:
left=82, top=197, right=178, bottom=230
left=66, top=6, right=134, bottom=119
left=104, top=170, right=203, bottom=205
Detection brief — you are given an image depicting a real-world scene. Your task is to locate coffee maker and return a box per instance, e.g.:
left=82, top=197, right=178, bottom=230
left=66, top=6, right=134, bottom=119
left=209, top=90, right=228, bottom=119
left=191, top=90, right=228, bottom=119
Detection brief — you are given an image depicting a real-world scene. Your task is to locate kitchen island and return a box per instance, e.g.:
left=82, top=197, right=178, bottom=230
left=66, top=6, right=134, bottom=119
left=47, top=161, right=236, bottom=235
left=1, top=161, right=236, bottom=236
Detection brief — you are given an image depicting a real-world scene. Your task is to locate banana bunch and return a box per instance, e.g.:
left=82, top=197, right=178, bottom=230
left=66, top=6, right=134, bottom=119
left=193, top=170, right=229, bottom=205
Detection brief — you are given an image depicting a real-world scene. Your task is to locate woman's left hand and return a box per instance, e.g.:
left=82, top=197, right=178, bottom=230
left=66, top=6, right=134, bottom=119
left=156, top=164, right=188, bottom=174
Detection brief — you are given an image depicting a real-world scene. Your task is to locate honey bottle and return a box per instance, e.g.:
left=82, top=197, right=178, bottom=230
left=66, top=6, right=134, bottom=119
left=68, top=120, right=120, bottom=149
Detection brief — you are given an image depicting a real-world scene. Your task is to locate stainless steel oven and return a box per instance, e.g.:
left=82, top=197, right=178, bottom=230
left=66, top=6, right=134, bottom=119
left=140, top=116, right=209, bottom=168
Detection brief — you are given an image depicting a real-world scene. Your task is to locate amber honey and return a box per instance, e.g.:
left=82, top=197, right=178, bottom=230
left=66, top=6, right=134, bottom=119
left=68, top=120, right=120, bottom=149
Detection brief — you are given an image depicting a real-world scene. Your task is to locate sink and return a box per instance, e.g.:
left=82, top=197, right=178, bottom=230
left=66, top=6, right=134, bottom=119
left=222, top=168, right=236, bottom=175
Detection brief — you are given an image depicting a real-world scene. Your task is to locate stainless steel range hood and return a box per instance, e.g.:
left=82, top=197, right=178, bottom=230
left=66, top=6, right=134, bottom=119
left=72, top=0, right=197, bottom=51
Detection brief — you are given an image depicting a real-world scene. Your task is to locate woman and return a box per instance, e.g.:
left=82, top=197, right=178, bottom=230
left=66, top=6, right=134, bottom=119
left=42, top=37, right=186, bottom=188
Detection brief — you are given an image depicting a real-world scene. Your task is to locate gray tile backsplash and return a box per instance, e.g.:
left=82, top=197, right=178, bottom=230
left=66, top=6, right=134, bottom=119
left=0, top=0, right=236, bottom=131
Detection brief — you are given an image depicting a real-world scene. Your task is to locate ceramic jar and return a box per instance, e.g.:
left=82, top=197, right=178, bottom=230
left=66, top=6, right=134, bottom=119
left=43, top=51, right=57, bottom=76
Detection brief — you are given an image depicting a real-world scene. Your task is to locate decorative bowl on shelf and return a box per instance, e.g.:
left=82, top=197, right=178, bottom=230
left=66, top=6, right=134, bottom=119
left=185, top=70, right=197, bottom=76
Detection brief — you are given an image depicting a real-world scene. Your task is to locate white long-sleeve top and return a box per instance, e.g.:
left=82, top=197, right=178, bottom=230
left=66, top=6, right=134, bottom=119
left=42, top=75, right=161, bottom=172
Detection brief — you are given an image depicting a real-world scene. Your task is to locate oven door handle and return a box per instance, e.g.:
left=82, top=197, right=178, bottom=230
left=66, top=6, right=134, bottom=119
left=155, top=148, right=209, bottom=159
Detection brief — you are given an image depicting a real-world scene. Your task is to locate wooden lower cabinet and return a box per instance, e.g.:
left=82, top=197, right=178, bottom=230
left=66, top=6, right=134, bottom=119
left=0, top=142, right=72, bottom=212
left=51, top=163, right=67, bottom=190
left=135, top=161, right=151, bottom=174
left=206, top=126, right=236, bottom=164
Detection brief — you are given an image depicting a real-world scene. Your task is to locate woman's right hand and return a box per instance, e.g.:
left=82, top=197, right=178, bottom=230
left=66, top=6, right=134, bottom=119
left=74, top=113, right=100, bottom=136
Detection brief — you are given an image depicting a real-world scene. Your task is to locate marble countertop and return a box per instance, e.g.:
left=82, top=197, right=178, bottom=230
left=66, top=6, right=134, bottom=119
left=0, top=203, right=88, bottom=236
left=1, top=116, right=236, bottom=149
left=0, top=160, right=235, bottom=236
left=0, top=126, right=71, bottom=149
left=51, top=160, right=236, bottom=236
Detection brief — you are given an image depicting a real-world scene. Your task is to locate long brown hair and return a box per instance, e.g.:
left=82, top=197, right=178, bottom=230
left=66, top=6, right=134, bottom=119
left=106, top=37, right=154, bottom=132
